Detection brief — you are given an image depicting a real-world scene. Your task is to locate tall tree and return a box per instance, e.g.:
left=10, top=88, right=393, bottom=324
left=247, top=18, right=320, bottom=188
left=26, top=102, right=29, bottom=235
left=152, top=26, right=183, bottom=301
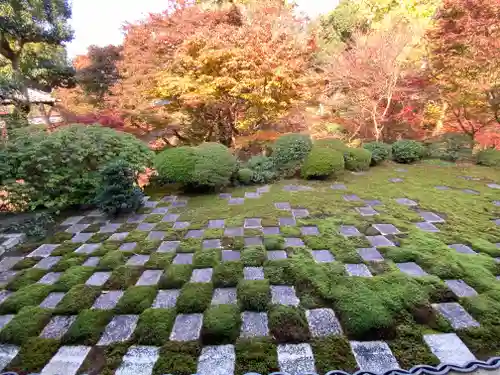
left=0, top=0, right=74, bottom=114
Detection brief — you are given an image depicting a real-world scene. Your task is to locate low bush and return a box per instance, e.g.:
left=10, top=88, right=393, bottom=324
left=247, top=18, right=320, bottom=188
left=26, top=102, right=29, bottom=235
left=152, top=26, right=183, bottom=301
left=246, top=155, right=277, bottom=184
left=95, top=160, right=144, bottom=217
left=237, top=168, right=253, bottom=185
left=301, top=147, right=344, bottom=179
left=476, top=149, right=500, bottom=167
left=427, top=133, right=474, bottom=162
left=392, top=140, right=425, bottom=164
left=154, top=146, right=197, bottom=185
left=344, top=148, right=372, bottom=171
left=363, top=142, right=391, bottom=165
left=272, top=134, right=312, bottom=176
left=314, top=138, right=348, bottom=151
left=191, top=143, right=238, bottom=190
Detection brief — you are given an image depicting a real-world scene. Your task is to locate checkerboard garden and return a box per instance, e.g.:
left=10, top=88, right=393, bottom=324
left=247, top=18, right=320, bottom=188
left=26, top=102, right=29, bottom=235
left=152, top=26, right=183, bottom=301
left=0, top=163, right=500, bottom=375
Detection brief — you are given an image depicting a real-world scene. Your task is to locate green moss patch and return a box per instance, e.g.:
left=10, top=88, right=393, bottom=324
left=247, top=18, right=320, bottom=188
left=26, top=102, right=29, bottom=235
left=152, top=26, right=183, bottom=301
left=269, top=306, right=310, bottom=343
left=312, top=336, right=358, bottom=373
left=241, top=246, right=266, bottom=266
left=0, top=307, right=52, bottom=344
left=7, top=268, right=46, bottom=290
left=6, top=337, right=60, bottom=374
left=63, top=309, right=113, bottom=345
left=235, top=339, right=279, bottom=375
left=153, top=342, right=201, bottom=375
left=0, top=284, right=52, bottom=313
left=176, top=283, right=213, bottom=313
left=201, top=304, right=241, bottom=345
left=55, top=285, right=100, bottom=314
left=104, top=266, right=142, bottom=289
left=114, top=286, right=157, bottom=314
left=97, top=250, right=128, bottom=270
left=237, top=280, right=270, bottom=311
left=160, top=264, right=193, bottom=289
left=134, top=308, right=176, bottom=345
left=193, top=249, right=220, bottom=268
left=213, top=262, right=243, bottom=287
left=53, top=266, right=94, bottom=292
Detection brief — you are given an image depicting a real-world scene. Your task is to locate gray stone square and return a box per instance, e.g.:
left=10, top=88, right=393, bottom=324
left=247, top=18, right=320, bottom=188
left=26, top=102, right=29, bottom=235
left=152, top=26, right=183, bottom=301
left=147, top=231, right=166, bottom=241
left=191, top=268, right=213, bottom=283
left=0, top=257, right=22, bottom=272
left=224, top=227, right=244, bottom=237
left=416, top=222, right=440, bottom=232
left=306, top=308, right=343, bottom=337
left=423, top=333, right=476, bottom=366
left=372, top=224, right=400, bottom=235
left=28, top=244, right=59, bottom=258
left=212, top=288, right=237, bottom=305
left=219, top=193, right=232, bottom=199
left=436, top=186, right=451, bottom=190
left=300, top=226, right=319, bottom=236
left=65, top=223, right=90, bottom=234
left=162, top=195, right=177, bottom=202
left=127, top=214, right=147, bottom=224
left=357, top=248, right=384, bottom=262
left=463, top=189, right=479, bottom=195
left=152, top=207, right=169, bottom=214
left=292, top=209, right=309, bottom=218
left=356, top=206, right=379, bottom=216
left=364, top=199, right=383, bottom=206
left=99, top=223, right=122, bottom=233
left=39, top=292, right=66, bottom=309
left=397, top=262, right=428, bottom=276
left=312, top=250, right=335, bottom=263
left=488, top=183, right=500, bottom=189
left=0, top=315, right=14, bottom=331
left=339, top=225, right=362, bottom=237
left=271, top=285, right=299, bottom=306
left=267, top=250, right=287, bottom=260
left=126, top=255, right=150, bottom=266
left=185, top=229, right=204, bottom=239
left=351, top=341, right=400, bottom=374
left=85, top=271, right=111, bottom=286
left=170, top=313, right=203, bottom=341
left=494, top=219, right=500, bottom=226
left=172, top=199, right=188, bottom=207
left=278, top=343, right=316, bottom=375
left=445, top=280, right=478, bottom=298
left=279, top=217, right=296, bottom=226
left=395, top=198, right=418, bottom=206
left=158, top=241, right=180, bottom=253
left=228, top=198, right=245, bottom=205
left=71, top=233, right=93, bottom=243
left=0, top=271, right=16, bottom=287
left=38, top=272, right=62, bottom=285
left=208, top=219, right=225, bottom=229
left=240, top=312, right=269, bottom=338
left=75, top=243, right=101, bottom=254
left=35, top=256, right=62, bottom=270
left=144, top=200, right=159, bottom=208
left=345, top=264, right=372, bottom=277
left=449, top=244, right=476, bottom=255
left=257, top=185, right=270, bottom=193
left=173, top=221, right=190, bottom=230
left=331, top=184, right=347, bottom=190
left=173, top=253, right=193, bottom=265
left=275, top=202, right=291, bottom=210
left=98, top=315, right=139, bottom=345
left=61, top=216, right=85, bottom=226
left=343, top=194, right=361, bottom=201
left=367, top=235, right=395, bottom=248
left=395, top=168, right=407, bottom=172
left=92, top=291, right=124, bottom=310
left=115, top=346, right=160, bottom=375
left=283, top=185, right=313, bottom=192
left=40, top=345, right=91, bottom=375
left=136, top=270, right=163, bottom=286
left=432, top=302, right=480, bottom=329
left=244, top=218, right=262, bottom=229
left=420, top=212, right=445, bottom=223
left=119, top=242, right=137, bottom=252
left=162, top=214, right=180, bottom=223
left=197, top=345, right=235, bottom=375
left=137, top=223, right=156, bottom=231
left=244, top=267, right=265, bottom=280
left=40, top=315, right=76, bottom=339
left=244, top=237, right=263, bottom=247
left=284, top=237, right=304, bottom=247
left=203, top=239, right=221, bottom=250
left=0, top=290, right=11, bottom=305
left=389, top=178, right=404, bottom=183
left=107, top=232, right=130, bottom=241
left=262, top=227, right=280, bottom=235
left=245, top=192, right=260, bottom=199
left=153, top=290, right=180, bottom=308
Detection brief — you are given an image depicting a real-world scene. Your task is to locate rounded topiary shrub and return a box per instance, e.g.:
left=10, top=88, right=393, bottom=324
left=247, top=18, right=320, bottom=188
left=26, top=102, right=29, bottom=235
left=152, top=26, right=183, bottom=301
left=344, top=148, right=372, bottom=171
left=392, top=140, right=425, bottom=164
left=314, top=138, right=348, bottom=152
left=1, top=124, right=153, bottom=211
left=301, top=147, right=344, bottom=179
left=476, top=149, right=500, bottom=167
left=272, top=134, right=312, bottom=176
left=237, top=168, right=254, bottom=185
left=191, top=143, right=238, bottom=190
left=154, top=146, right=197, bottom=185
left=246, top=155, right=277, bottom=184
left=427, top=133, right=474, bottom=162
left=363, top=142, right=391, bottom=166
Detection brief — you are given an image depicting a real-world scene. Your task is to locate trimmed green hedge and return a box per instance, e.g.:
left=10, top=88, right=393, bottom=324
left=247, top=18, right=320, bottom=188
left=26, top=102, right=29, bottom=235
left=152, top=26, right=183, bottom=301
left=301, top=147, right=344, bottom=179
left=344, top=148, right=372, bottom=171
left=476, top=149, right=500, bottom=167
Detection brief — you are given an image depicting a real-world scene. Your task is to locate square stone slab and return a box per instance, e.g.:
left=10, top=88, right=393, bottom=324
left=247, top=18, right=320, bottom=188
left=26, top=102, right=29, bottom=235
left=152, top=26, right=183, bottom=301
left=343, top=194, right=361, bottom=201
left=292, top=209, right=309, bottom=218
left=300, top=226, right=319, bottom=236
left=173, top=221, right=190, bottom=230
left=93, top=291, right=124, bottom=310
left=158, top=241, right=180, bottom=253
left=61, top=216, right=85, bottom=226
left=279, top=217, right=296, bottom=226
left=364, top=199, right=383, bottom=206
left=357, top=248, right=384, bottom=262
left=389, top=178, right=404, bottom=183
left=244, top=267, right=265, bottom=280
left=98, top=315, right=139, bottom=345
left=137, top=223, right=156, bottom=231
left=271, top=285, right=299, bottom=306
left=208, top=219, right=225, bottom=229
left=267, top=250, right=287, bottom=260
left=275, top=202, right=291, bottom=210
left=147, top=231, right=166, bottom=241
left=240, top=312, right=269, bottom=338
left=40, top=345, right=91, bottom=375
left=420, top=212, right=445, bottom=223
left=356, top=206, right=378, bottom=216
left=172, top=199, right=188, bottom=207
left=35, top=256, right=62, bottom=270
left=99, top=223, right=122, bottom=233
left=161, top=195, right=177, bottom=202
left=416, top=222, right=440, bottom=232
left=119, top=242, right=137, bottom=252
left=162, top=214, right=180, bottom=223
left=257, top=185, right=270, bottom=193
left=283, top=185, right=313, bottom=192
left=0, top=257, right=22, bottom=273
left=0, top=315, right=14, bottom=331
left=173, top=253, right=193, bottom=265
left=351, top=341, right=400, bottom=374
left=435, top=186, right=451, bottom=190
left=40, top=315, right=77, bottom=339
left=339, top=225, right=362, bottom=237
left=449, top=244, right=476, bottom=255
left=245, top=192, right=260, bottom=199
left=244, top=237, right=263, bottom=247
left=39, top=292, right=66, bottom=309
left=244, top=218, right=262, bottom=229
left=203, top=239, right=221, bottom=250
left=366, top=236, right=395, bottom=248
left=222, top=250, right=241, bottom=262
left=397, top=262, right=428, bottom=276
left=445, top=280, right=478, bottom=298
left=224, top=227, right=244, bottom=237
left=71, top=233, right=94, bottom=243
left=0, top=291, right=11, bottom=305
left=65, top=224, right=90, bottom=234
left=75, top=243, right=101, bottom=254
left=285, top=237, right=304, bottom=247
left=219, top=193, right=232, bottom=199
left=395, top=198, right=418, bottom=206
left=212, top=288, right=237, bottom=305
left=144, top=200, right=159, bottom=208
left=197, top=345, right=235, bottom=375
left=126, top=255, right=150, bottom=266
left=423, top=333, right=476, bottom=366
left=433, top=302, right=480, bottom=329
left=262, top=227, right=280, bottom=235
left=312, top=250, right=335, bottom=263
left=463, top=189, right=479, bottom=195
left=372, top=224, right=400, bottom=235
left=306, top=308, right=343, bottom=337
left=153, top=290, right=180, bottom=309
left=127, top=214, right=147, bottom=224
left=115, top=346, right=160, bottom=375
left=170, top=313, right=203, bottom=341
left=107, top=232, right=129, bottom=242
left=185, top=229, right=204, bottom=239
left=278, top=343, right=316, bottom=375
left=345, top=264, right=372, bottom=277
left=86, top=272, right=111, bottom=286
left=191, top=268, right=213, bottom=283
left=331, top=184, right=347, bottom=190
left=487, top=183, right=500, bottom=189
left=228, top=198, right=245, bottom=205
left=38, top=272, right=62, bottom=285
left=152, top=207, right=169, bottom=214
left=28, top=244, right=59, bottom=258
left=136, top=270, right=163, bottom=286
left=0, top=271, right=16, bottom=287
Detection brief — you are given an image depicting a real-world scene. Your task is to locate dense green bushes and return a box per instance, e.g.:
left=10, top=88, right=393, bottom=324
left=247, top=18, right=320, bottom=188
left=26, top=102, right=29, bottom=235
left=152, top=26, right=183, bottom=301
left=314, top=138, right=349, bottom=152
left=427, top=134, right=474, bottom=162
left=363, top=142, right=391, bottom=165
left=301, top=147, right=344, bottom=179
left=272, top=134, right=312, bottom=176
left=245, top=156, right=277, bottom=184
left=392, top=140, right=425, bottom=164
left=476, top=149, right=500, bottom=167
left=344, top=148, right=372, bottom=171
left=154, top=146, right=197, bottom=185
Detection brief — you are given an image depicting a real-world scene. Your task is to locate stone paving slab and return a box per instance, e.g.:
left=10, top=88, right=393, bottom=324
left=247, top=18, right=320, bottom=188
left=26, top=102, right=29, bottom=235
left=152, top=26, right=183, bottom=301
left=98, top=315, right=139, bottom=345
left=152, top=207, right=169, bottom=214
left=38, top=272, right=62, bottom=285
left=162, top=214, right=180, bottom=223
left=185, top=229, right=204, bottom=239
left=115, top=345, right=160, bottom=375
left=331, top=184, right=347, bottom=190
left=278, top=343, right=316, bottom=375
left=203, top=239, right=221, bottom=250
left=435, top=185, right=451, bottom=190
left=224, top=227, right=244, bottom=237
left=267, top=250, right=287, bottom=260
left=284, top=237, right=304, bottom=247
left=240, top=312, right=269, bottom=338
left=433, top=302, right=480, bottom=329
left=345, top=264, right=372, bottom=277
left=83, top=257, right=100, bottom=267
left=389, top=178, right=404, bottom=183
left=365, top=199, right=383, bottom=206
left=208, top=219, right=225, bottom=229
left=0, top=344, right=19, bottom=371
left=463, top=189, right=479, bottom=195
left=339, top=225, right=362, bottom=237
left=279, top=217, right=296, bottom=226
left=351, top=341, right=400, bottom=374
left=449, top=244, right=477, bottom=255
left=245, top=237, right=263, bottom=247
left=0, top=315, right=14, bottom=331
left=136, top=270, right=163, bottom=286
left=40, top=292, right=66, bottom=309
left=35, top=256, right=62, bottom=270
left=40, top=315, right=77, bottom=339
left=71, top=233, right=93, bottom=243
left=137, top=223, right=157, bottom=231
left=65, top=224, right=90, bottom=234
left=99, top=223, right=121, bottom=233
left=366, top=235, right=395, bottom=248
left=40, top=345, right=91, bottom=375
left=93, top=291, right=124, bottom=310
left=300, top=226, right=319, bottom=236
left=487, top=183, right=500, bottom=189
left=170, top=313, right=203, bottom=341
left=262, top=227, right=280, bottom=235
left=271, top=285, right=299, bottom=306
left=244, top=218, right=262, bottom=228
left=372, top=224, right=400, bottom=235
left=244, top=267, right=265, bottom=280
left=397, top=262, right=428, bottom=276
left=127, top=214, right=147, bottom=224
left=228, top=198, right=245, bottom=205
left=126, top=255, right=150, bottom=266
left=0, top=271, right=16, bottom=287
left=28, top=244, right=59, bottom=258
left=75, top=243, right=101, bottom=254
left=420, top=211, right=445, bottom=223
left=191, top=268, right=213, bottom=283
left=416, top=222, right=440, bottom=232
left=61, top=216, right=85, bottom=226
left=357, top=248, right=384, bottom=262
left=146, top=231, right=166, bottom=241
left=445, top=280, right=478, bottom=298
left=197, top=345, right=235, bottom=375
left=152, top=290, right=180, bottom=309
left=344, top=194, right=361, bottom=201
left=356, top=206, right=379, bottom=216
left=424, top=333, right=476, bottom=366
left=222, top=250, right=240, bottom=262
left=212, top=288, right=237, bottom=305
left=86, top=272, right=111, bottom=286
left=0, top=291, right=11, bottom=305
left=158, top=241, right=180, bottom=253
left=275, top=202, right=292, bottom=210
left=292, top=209, right=309, bottom=218
left=0, top=257, right=23, bottom=272
left=395, top=198, right=418, bottom=206
left=312, top=250, right=335, bottom=263
left=306, top=308, right=343, bottom=337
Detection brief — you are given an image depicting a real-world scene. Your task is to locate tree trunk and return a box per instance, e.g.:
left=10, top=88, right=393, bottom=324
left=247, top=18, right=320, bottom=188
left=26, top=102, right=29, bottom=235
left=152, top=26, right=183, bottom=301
left=11, top=54, right=31, bottom=117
